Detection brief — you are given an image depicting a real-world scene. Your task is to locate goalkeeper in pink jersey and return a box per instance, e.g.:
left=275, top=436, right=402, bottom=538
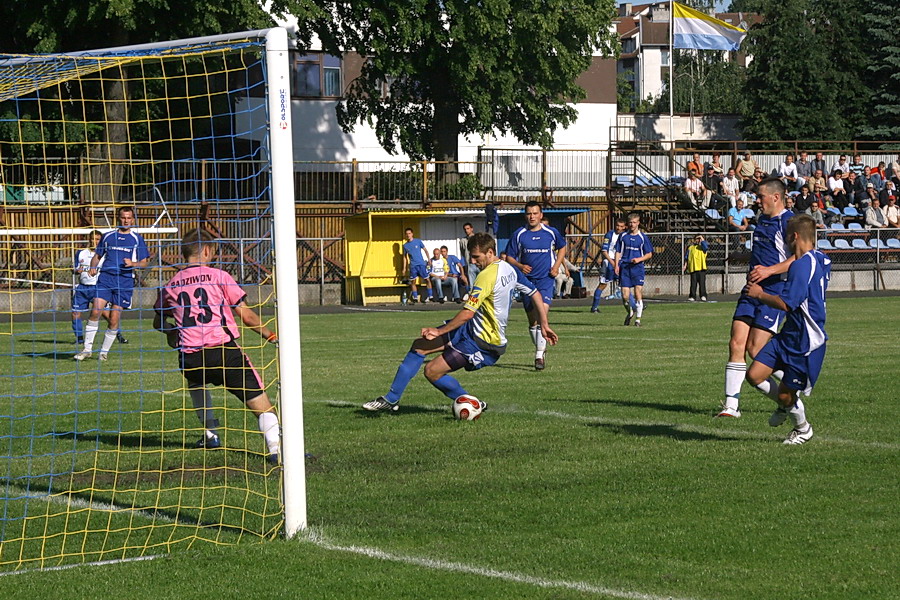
left=153, top=228, right=281, bottom=464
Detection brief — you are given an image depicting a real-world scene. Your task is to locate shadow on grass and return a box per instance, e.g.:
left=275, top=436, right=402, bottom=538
left=13, top=338, right=64, bottom=345
left=50, top=430, right=166, bottom=449
left=589, top=422, right=744, bottom=442
left=17, top=351, right=78, bottom=360
left=325, top=402, right=450, bottom=418
left=492, top=363, right=540, bottom=372
left=580, top=398, right=709, bottom=415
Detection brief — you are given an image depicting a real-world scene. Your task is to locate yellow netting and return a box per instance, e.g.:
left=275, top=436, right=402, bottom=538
left=0, top=35, right=283, bottom=571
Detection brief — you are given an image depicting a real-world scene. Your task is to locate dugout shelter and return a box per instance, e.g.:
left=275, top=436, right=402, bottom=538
left=344, top=207, right=585, bottom=305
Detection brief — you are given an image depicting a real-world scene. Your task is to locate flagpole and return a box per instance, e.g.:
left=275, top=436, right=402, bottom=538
left=669, top=0, right=675, bottom=178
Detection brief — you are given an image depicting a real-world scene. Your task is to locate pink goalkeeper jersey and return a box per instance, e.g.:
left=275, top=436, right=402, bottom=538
left=155, top=265, right=246, bottom=352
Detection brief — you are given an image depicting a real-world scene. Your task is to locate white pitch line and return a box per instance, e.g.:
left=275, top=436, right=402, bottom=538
left=302, top=529, right=705, bottom=600
left=317, top=399, right=900, bottom=450
left=19, top=495, right=706, bottom=600
left=0, top=554, right=163, bottom=577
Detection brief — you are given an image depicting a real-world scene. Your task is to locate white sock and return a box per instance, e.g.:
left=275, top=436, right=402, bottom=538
left=83, top=320, right=100, bottom=351
left=753, top=377, right=780, bottom=402
left=635, top=301, right=644, bottom=318
left=724, top=362, right=746, bottom=410
left=788, top=398, right=808, bottom=429
left=529, top=325, right=547, bottom=358
left=258, top=412, right=280, bottom=455
left=100, top=329, right=118, bottom=353
left=189, top=388, right=219, bottom=434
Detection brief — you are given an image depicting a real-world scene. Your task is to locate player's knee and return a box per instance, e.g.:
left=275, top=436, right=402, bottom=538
left=776, top=390, right=795, bottom=408
left=745, top=371, right=762, bottom=386
left=423, top=360, right=441, bottom=382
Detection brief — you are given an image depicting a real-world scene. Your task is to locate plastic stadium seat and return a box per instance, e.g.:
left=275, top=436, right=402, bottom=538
left=870, top=238, right=888, bottom=249
left=788, top=191, right=800, bottom=197
left=847, top=222, right=863, bottom=230
left=827, top=207, right=841, bottom=215
left=852, top=238, right=868, bottom=249
left=830, top=223, right=846, bottom=230
left=834, top=239, right=852, bottom=250
left=843, top=206, right=860, bottom=217
left=635, top=175, right=651, bottom=186
left=887, top=238, right=900, bottom=249
left=817, top=239, right=835, bottom=250
left=614, top=175, right=634, bottom=187
left=705, top=208, right=722, bottom=220
left=744, top=239, right=752, bottom=250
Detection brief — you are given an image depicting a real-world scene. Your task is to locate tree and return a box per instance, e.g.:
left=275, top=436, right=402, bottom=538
left=299, top=0, right=618, bottom=162
left=859, top=3, right=900, bottom=143
left=738, top=0, right=863, bottom=141
left=653, top=51, right=747, bottom=115
left=0, top=1, right=313, bottom=202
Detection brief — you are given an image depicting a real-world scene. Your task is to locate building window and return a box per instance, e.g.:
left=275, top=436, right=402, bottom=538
left=294, top=53, right=342, bottom=98
left=661, top=50, right=670, bottom=67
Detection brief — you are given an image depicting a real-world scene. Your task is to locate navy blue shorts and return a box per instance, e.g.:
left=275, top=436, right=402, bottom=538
left=409, top=264, right=429, bottom=283
left=733, top=294, right=784, bottom=333
left=599, top=261, right=617, bottom=284
left=522, top=277, right=554, bottom=313
left=619, top=262, right=645, bottom=288
left=441, top=323, right=501, bottom=372
left=72, top=285, right=98, bottom=312
left=96, top=273, right=135, bottom=309
left=754, top=337, right=826, bottom=396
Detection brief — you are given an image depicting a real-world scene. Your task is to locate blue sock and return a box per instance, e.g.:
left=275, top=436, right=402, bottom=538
left=630, top=295, right=637, bottom=310
left=411, top=291, right=419, bottom=301
left=591, top=288, right=602, bottom=311
left=428, top=288, right=434, bottom=298
left=385, top=351, right=425, bottom=404
left=72, top=318, right=83, bottom=341
left=431, top=374, right=467, bottom=401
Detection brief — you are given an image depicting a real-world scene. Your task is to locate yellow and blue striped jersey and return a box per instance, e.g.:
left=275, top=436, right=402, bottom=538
left=464, top=260, right=536, bottom=349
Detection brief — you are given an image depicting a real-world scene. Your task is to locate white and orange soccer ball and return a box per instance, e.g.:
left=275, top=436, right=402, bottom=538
left=452, top=395, right=483, bottom=421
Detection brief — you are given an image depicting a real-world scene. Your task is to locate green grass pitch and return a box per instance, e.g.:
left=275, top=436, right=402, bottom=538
left=4, top=296, right=899, bottom=599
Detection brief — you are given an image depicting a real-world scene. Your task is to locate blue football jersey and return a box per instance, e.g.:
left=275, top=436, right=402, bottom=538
left=751, top=209, right=793, bottom=290
left=96, top=229, right=149, bottom=277
left=601, top=229, right=622, bottom=259
left=778, top=249, right=830, bottom=356
left=615, top=231, right=653, bottom=264
left=403, top=239, right=428, bottom=267
left=505, top=224, right=566, bottom=280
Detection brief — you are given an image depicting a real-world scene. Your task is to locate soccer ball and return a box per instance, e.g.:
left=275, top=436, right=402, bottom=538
left=452, top=395, right=483, bottom=421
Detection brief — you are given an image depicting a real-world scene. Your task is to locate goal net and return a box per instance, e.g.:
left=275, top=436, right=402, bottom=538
left=0, top=29, right=304, bottom=572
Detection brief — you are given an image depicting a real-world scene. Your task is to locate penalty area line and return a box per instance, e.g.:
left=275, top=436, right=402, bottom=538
left=303, top=529, right=705, bottom=600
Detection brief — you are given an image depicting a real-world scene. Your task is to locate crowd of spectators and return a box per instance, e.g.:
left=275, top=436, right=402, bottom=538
left=681, top=151, right=900, bottom=230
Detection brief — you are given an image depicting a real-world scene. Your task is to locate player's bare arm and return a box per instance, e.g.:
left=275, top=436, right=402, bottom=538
left=744, top=282, right=789, bottom=312
left=88, top=253, right=102, bottom=276
left=421, top=307, right=476, bottom=341
left=632, top=251, right=653, bottom=265
left=504, top=254, right=531, bottom=274
left=123, top=257, right=150, bottom=268
left=233, top=302, right=277, bottom=342
left=748, top=256, right=795, bottom=283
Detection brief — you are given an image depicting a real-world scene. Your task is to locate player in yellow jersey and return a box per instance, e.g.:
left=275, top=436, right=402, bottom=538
left=363, top=233, right=558, bottom=413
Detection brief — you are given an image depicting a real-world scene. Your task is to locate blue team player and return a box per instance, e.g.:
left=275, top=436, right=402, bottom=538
left=402, top=227, right=432, bottom=304
left=591, top=217, right=626, bottom=313
left=504, top=201, right=566, bottom=370
left=363, top=233, right=558, bottom=413
left=614, top=213, right=653, bottom=327
left=744, top=214, right=830, bottom=444
left=74, top=206, right=149, bottom=362
left=718, top=178, right=794, bottom=418
left=71, top=230, right=127, bottom=345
